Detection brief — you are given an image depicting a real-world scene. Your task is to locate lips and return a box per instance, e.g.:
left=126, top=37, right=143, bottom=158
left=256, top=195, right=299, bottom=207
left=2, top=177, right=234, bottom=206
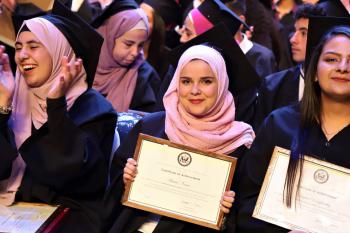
left=21, top=64, right=36, bottom=75
left=331, top=77, right=350, bottom=82
left=189, top=99, right=204, bottom=104
left=291, top=48, right=299, bottom=53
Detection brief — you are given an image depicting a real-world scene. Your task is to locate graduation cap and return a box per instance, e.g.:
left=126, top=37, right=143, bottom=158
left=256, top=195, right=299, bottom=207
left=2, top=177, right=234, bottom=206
left=305, top=16, right=350, bottom=70
left=38, top=0, right=104, bottom=87
left=142, top=0, right=182, bottom=26
left=225, top=0, right=246, bottom=16
left=317, top=0, right=349, bottom=17
left=0, top=0, right=53, bottom=47
left=90, top=0, right=139, bottom=28
left=168, top=23, right=260, bottom=93
left=194, top=0, right=249, bottom=34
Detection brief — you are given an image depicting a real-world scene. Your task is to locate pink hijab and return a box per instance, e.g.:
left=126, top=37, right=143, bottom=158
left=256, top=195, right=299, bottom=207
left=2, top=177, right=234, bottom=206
left=163, top=45, right=255, bottom=154
left=93, top=9, right=149, bottom=112
left=0, top=17, right=88, bottom=206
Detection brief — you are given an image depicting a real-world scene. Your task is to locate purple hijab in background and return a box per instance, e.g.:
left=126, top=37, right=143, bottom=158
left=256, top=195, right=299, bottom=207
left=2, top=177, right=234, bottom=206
left=93, top=8, right=149, bottom=112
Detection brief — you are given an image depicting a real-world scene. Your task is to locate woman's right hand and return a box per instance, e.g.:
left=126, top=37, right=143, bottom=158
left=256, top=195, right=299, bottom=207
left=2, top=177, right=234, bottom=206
left=0, top=45, right=15, bottom=107
left=123, top=158, right=138, bottom=186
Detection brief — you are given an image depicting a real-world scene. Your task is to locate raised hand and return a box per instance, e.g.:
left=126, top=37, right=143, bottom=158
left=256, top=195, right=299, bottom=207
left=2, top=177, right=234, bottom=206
left=47, top=56, right=82, bottom=99
left=0, top=45, right=15, bottom=107
left=220, top=190, right=235, bottom=214
left=123, top=158, right=138, bottom=186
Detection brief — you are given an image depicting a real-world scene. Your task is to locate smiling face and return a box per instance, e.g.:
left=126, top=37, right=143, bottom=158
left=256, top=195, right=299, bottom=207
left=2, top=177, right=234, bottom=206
left=112, top=28, right=148, bottom=67
left=15, top=31, right=53, bottom=88
left=178, top=59, right=218, bottom=117
left=317, top=35, right=350, bottom=102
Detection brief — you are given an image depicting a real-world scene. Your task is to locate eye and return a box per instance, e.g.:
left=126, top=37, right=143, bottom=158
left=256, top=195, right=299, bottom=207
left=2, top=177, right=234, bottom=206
left=15, top=46, right=22, bottom=51
left=180, top=78, right=191, bottom=85
left=184, top=29, right=193, bottom=37
left=124, top=42, right=133, bottom=47
left=201, top=78, right=213, bottom=85
left=324, top=57, right=338, bottom=63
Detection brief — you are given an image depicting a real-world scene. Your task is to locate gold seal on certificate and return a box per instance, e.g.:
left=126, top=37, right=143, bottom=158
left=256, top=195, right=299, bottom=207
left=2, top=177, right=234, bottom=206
left=121, top=134, right=237, bottom=230
left=253, top=146, right=350, bottom=233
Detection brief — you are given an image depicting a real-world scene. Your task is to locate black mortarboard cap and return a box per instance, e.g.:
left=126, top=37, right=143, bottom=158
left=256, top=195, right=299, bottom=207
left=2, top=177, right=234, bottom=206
left=90, top=0, right=138, bottom=28
left=317, top=0, right=349, bottom=17
left=168, top=23, right=260, bottom=94
left=142, top=0, right=181, bottom=26
left=196, top=0, right=249, bottom=33
left=305, top=16, right=350, bottom=70
left=225, top=0, right=247, bottom=16
left=41, top=0, right=103, bottom=87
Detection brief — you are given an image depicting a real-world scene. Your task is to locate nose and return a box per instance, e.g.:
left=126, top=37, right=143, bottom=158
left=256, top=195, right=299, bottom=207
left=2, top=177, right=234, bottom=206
left=18, top=48, right=29, bottom=61
left=289, top=31, right=298, bottom=45
left=190, top=83, right=201, bottom=95
left=130, top=45, right=139, bottom=58
left=337, top=59, right=350, bottom=73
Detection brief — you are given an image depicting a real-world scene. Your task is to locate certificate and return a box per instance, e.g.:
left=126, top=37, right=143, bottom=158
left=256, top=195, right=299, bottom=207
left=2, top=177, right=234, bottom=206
left=253, top=146, right=350, bottom=233
left=0, top=202, right=69, bottom=233
left=122, top=134, right=237, bottom=230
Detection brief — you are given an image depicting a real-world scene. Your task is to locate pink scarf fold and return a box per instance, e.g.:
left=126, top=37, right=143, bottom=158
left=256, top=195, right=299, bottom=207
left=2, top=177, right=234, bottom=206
left=163, top=45, right=255, bottom=154
left=93, top=9, right=149, bottom=112
left=0, top=18, right=88, bottom=206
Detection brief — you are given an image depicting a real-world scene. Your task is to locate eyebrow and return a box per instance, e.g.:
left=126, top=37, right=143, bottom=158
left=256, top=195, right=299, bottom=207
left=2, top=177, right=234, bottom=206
left=179, top=76, right=215, bottom=79
left=123, top=39, right=135, bottom=43
left=15, top=40, right=41, bottom=46
left=321, top=51, right=350, bottom=58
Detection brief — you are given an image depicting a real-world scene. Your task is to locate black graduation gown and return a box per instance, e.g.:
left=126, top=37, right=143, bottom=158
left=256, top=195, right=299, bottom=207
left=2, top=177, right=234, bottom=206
left=0, top=89, right=117, bottom=233
left=229, top=104, right=350, bottom=233
left=129, top=61, right=161, bottom=113
left=245, top=42, right=277, bottom=79
left=102, top=111, right=247, bottom=233
left=254, top=65, right=301, bottom=130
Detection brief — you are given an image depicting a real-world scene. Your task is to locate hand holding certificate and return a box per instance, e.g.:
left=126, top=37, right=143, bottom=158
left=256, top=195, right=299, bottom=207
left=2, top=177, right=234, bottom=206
left=121, top=134, right=237, bottom=230
left=253, top=146, right=350, bottom=233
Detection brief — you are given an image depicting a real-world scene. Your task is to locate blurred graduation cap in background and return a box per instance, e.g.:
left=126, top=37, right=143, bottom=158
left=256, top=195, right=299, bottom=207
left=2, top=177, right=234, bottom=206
left=41, top=0, right=104, bottom=87
left=317, top=0, right=349, bottom=17
left=187, top=0, right=249, bottom=35
left=141, top=0, right=182, bottom=27
left=305, top=16, right=350, bottom=71
left=225, top=0, right=247, bottom=16
left=90, top=0, right=138, bottom=28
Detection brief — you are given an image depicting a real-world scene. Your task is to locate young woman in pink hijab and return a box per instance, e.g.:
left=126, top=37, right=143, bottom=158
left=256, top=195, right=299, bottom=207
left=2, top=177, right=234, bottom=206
left=92, top=0, right=161, bottom=113
left=0, top=3, right=117, bottom=232
left=102, top=44, right=255, bottom=233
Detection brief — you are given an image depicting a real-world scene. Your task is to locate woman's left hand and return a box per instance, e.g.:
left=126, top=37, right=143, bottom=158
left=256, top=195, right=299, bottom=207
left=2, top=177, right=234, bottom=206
left=220, top=190, right=235, bottom=214
left=48, top=56, right=82, bottom=99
